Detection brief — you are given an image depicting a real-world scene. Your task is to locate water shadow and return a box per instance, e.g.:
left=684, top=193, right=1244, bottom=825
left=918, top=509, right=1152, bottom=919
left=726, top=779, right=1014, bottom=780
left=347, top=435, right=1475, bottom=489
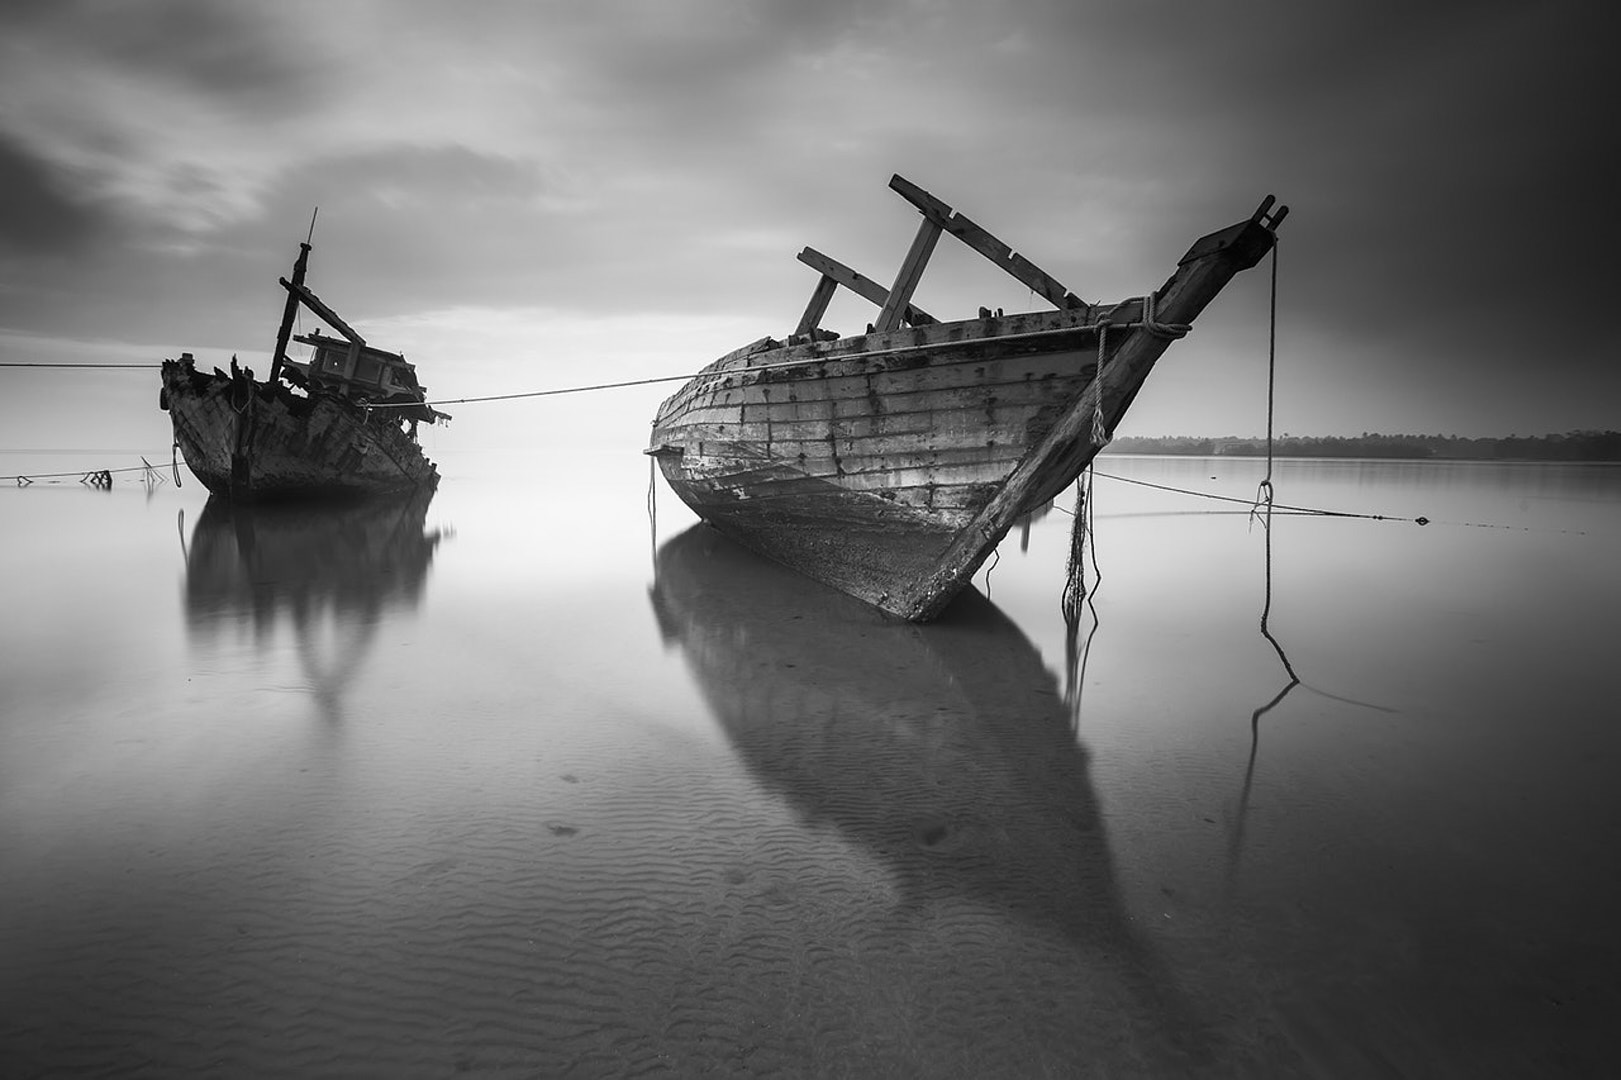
left=651, top=523, right=1215, bottom=1060
left=183, top=491, right=444, bottom=719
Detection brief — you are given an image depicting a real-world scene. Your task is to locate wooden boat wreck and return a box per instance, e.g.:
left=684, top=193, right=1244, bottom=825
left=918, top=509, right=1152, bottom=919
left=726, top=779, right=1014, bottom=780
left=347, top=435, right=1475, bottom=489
left=648, top=175, right=1287, bottom=620
left=160, top=242, right=449, bottom=501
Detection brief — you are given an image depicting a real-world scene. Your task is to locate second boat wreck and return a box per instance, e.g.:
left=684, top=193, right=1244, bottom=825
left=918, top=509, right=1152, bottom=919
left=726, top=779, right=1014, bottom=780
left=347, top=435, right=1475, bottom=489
left=648, top=174, right=1288, bottom=621
left=160, top=240, right=450, bottom=502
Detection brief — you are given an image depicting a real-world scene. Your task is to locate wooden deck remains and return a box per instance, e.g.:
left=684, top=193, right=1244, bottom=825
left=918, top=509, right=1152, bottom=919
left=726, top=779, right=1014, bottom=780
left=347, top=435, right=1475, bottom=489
left=649, top=175, right=1287, bottom=620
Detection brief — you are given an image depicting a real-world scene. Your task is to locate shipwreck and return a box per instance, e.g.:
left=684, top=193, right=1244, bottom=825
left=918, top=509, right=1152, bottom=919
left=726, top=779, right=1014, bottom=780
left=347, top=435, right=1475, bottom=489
left=160, top=241, right=449, bottom=502
left=648, top=175, right=1287, bottom=620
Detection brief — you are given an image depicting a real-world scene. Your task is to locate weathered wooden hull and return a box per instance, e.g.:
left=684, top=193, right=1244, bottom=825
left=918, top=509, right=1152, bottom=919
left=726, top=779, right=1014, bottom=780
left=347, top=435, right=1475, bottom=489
left=161, top=358, right=440, bottom=502
left=650, top=208, right=1279, bottom=620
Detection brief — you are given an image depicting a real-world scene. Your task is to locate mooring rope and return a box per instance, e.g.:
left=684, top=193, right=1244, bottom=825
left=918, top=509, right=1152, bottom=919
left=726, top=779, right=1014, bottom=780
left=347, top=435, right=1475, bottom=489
left=2, top=461, right=177, bottom=484
left=1089, top=469, right=1429, bottom=524
left=1090, top=324, right=1110, bottom=448
left=1054, top=468, right=1598, bottom=534
left=1255, top=499, right=1298, bottom=684
left=1140, top=291, right=1191, bottom=339
left=1254, top=239, right=1280, bottom=516
left=1066, top=318, right=1112, bottom=631
left=647, top=453, right=659, bottom=577
left=1061, top=473, right=1091, bottom=626
left=1060, top=468, right=1103, bottom=729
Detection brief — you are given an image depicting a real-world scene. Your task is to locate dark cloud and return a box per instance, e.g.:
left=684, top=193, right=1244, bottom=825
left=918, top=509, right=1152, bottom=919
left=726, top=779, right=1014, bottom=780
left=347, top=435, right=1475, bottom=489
left=1236, top=2, right=1618, bottom=381
left=3, top=0, right=320, bottom=117
left=255, top=145, right=580, bottom=313
left=979, top=0, right=1620, bottom=403
left=0, top=132, right=107, bottom=254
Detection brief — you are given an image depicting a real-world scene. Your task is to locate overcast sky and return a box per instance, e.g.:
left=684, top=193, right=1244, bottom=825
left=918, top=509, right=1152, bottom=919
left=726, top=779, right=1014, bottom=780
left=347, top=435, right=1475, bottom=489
left=1, top=0, right=1615, bottom=450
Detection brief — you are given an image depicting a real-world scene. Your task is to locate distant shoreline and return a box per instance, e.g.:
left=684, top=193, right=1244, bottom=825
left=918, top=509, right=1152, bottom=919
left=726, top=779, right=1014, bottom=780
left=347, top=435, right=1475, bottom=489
left=1103, top=431, right=1621, bottom=463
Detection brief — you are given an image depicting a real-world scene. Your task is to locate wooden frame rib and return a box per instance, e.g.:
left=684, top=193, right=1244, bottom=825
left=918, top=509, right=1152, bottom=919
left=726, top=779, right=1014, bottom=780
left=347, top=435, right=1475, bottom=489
left=875, top=218, right=942, bottom=332
left=794, top=274, right=839, bottom=336
left=796, top=247, right=936, bottom=326
left=888, top=174, right=1087, bottom=311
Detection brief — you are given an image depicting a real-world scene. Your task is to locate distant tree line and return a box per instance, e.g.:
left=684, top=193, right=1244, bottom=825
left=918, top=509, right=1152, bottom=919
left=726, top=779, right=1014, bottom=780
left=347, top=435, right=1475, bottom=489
left=1103, top=431, right=1621, bottom=461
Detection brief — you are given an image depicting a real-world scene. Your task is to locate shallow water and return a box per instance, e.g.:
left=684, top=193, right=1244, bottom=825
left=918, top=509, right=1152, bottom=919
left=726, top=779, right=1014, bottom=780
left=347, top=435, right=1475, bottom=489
left=2, top=451, right=1619, bottom=1077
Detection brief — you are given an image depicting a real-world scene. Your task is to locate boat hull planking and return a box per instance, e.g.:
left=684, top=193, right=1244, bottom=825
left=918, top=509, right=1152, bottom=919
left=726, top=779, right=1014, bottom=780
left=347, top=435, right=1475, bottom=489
left=650, top=188, right=1281, bottom=620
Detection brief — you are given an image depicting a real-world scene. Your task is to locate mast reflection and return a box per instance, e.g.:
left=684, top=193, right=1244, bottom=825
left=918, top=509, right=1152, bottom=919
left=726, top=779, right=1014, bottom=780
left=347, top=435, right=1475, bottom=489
left=651, top=524, right=1208, bottom=1053
left=183, top=492, right=443, bottom=718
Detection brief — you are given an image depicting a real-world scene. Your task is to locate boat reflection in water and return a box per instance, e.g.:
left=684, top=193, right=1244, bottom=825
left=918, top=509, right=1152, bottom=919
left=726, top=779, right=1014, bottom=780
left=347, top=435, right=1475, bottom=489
left=651, top=524, right=1212, bottom=1066
left=183, top=492, right=443, bottom=719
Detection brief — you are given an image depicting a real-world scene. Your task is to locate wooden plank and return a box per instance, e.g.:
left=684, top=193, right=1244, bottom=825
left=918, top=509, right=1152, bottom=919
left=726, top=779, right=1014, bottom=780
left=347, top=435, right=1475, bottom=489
left=888, top=174, right=954, bottom=218
left=674, top=348, right=1096, bottom=421
left=709, top=300, right=1136, bottom=376
left=875, top=218, right=942, bottom=333
left=676, top=370, right=1087, bottom=438
left=279, top=278, right=366, bottom=346
left=888, top=174, right=1086, bottom=311
left=796, top=248, right=936, bottom=325
left=794, top=274, right=839, bottom=336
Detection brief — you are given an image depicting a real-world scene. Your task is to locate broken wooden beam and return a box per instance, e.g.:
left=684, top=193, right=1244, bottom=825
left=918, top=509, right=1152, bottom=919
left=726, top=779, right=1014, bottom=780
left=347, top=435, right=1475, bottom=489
left=279, top=278, right=366, bottom=347
left=796, top=247, right=936, bottom=325
left=888, top=174, right=1087, bottom=311
left=875, top=216, right=943, bottom=333
left=794, top=274, right=839, bottom=336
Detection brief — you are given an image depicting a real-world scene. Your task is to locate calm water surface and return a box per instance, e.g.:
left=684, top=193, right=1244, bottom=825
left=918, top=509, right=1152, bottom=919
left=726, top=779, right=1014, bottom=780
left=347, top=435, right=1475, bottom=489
left=2, top=451, right=1618, bottom=1077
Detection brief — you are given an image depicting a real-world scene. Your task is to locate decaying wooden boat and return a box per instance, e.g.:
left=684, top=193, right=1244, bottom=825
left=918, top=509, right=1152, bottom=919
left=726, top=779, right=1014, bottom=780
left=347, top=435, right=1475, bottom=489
left=160, top=242, right=449, bottom=501
left=648, top=175, right=1287, bottom=620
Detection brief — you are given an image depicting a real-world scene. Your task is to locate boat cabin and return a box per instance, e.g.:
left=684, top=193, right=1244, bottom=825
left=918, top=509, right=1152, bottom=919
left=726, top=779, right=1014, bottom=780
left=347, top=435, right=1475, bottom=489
left=286, top=332, right=439, bottom=423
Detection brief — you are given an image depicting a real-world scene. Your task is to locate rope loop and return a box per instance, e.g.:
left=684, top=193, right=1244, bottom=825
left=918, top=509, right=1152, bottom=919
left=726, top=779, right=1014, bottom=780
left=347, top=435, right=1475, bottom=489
left=1140, top=292, right=1191, bottom=339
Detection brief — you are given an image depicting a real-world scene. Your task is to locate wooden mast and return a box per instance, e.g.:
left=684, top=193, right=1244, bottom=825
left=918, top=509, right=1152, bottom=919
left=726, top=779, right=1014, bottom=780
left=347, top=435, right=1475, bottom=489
left=267, top=243, right=312, bottom=385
